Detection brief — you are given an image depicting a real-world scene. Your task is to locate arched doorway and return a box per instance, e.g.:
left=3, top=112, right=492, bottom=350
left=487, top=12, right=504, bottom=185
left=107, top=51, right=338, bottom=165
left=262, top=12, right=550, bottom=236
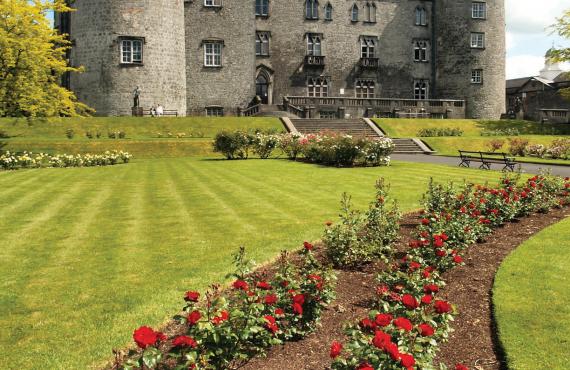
left=256, top=74, right=270, bottom=104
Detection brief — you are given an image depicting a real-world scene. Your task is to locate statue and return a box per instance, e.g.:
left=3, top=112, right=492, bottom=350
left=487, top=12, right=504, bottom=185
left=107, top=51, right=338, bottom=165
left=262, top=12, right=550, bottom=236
left=133, top=86, right=141, bottom=108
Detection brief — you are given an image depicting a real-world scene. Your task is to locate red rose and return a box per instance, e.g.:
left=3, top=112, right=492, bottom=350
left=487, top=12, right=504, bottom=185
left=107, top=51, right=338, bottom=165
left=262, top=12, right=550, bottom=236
left=281, top=280, right=289, bottom=287
left=303, top=241, right=313, bottom=250
left=455, top=364, right=469, bottom=370
left=133, top=326, right=161, bottom=349
left=264, top=294, right=278, bottom=305
left=453, top=255, right=464, bottom=264
left=377, top=285, right=389, bottom=295
left=409, top=261, right=421, bottom=271
left=434, top=300, right=452, bottom=314
left=172, top=335, right=197, bottom=348
left=292, top=302, right=303, bottom=315
left=184, top=291, right=200, bottom=302
left=275, top=308, right=285, bottom=316
left=418, top=323, right=435, bottom=336
left=357, top=363, right=374, bottom=370
left=212, top=310, right=229, bottom=325
left=421, top=295, right=433, bottom=305
left=292, top=293, right=305, bottom=305
left=233, top=280, right=249, bottom=291
left=434, top=237, right=444, bottom=248
left=264, top=315, right=279, bottom=334
left=400, top=353, right=416, bottom=369
left=256, top=281, right=272, bottom=290
left=360, top=318, right=377, bottom=330
left=330, top=341, right=343, bottom=358
left=375, top=313, right=393, bottom=327
left=435, top=249, right=446, bottom=257
left=393, top=317, right=413, bottom=332
left=187, top=310, right=201, bottom=326
left=372, top=330, right=392, bottom=350
left=421, top=218, right=430, bottom=225
left=402, top=294, right=419, bottom=310
left=385, top=342, right=400, bottom=361
left=325, top=220, right=333, bottom=227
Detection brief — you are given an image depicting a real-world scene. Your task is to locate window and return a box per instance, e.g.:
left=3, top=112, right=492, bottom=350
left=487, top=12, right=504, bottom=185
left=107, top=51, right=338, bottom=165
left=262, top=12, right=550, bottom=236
left=121, top=39, right=143, bottom=64
left=204, top=0, right=222, bottom=7
left=206, top=106, right=224, bottom=116
left=365, top=3, right=376, bottom=23
left=355, top=80, right=375, bottom=98
left=351, top=4, right=359, bottom=22
left=414, top=80, right=429, bottom=100
left=472, top=2, right=486, bottom=19
left=415, top=6, right=427, bottom=26
left=256, top=32, right=270, bottom=56
left=256, top=0, right=269, bottom=16
left=204, top=42, right=222, bottom=67
left=307, top=34, right=322, bottom=56
left=470, top=32, right=485, bottom=48
left=361, top=37, right=377, bottom=58
left=307, top=77, right=329, bottom=97
left=471, top=69, right=483, bottom=84
left=324, top=3, right=333, bottom=20
left=306, top=0, right=318, bottom=19
left=413, top=40, right=429, bottom=62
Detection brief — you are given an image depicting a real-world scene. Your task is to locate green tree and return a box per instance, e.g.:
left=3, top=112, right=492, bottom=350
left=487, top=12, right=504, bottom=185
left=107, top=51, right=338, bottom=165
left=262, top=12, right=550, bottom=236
left=551, top=9, right=570, bottom=99
left=0, top=0, right=92, bottom=117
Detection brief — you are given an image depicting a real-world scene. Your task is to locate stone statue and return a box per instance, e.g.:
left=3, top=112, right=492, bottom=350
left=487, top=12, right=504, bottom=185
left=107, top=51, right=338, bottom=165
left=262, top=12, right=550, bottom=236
left=133, top=86, right=141, bottom=108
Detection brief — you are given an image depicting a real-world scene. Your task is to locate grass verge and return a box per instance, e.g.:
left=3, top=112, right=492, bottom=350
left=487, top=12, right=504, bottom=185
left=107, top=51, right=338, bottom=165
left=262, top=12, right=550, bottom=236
left=493, top=217, right=570, bottom=369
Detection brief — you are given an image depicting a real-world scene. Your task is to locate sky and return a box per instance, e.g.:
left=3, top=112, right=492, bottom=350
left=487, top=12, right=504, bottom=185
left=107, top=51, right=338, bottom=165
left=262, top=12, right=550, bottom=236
left=46, top=1, right=568, bottom=79
left=506, top=0, right=569, bottom=79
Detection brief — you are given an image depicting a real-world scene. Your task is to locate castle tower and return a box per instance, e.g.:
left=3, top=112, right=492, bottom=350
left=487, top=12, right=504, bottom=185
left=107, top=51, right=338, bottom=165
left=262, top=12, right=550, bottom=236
left=65, top=0, right=187, bottom=116
left=434, top=0, right=506, bottom=119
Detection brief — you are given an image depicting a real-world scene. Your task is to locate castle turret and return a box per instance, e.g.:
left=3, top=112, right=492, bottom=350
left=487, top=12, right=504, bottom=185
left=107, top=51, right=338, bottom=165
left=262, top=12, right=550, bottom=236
left=65, top=0, right=187, bottom=116
left=434, top=0, right=506, bottom=119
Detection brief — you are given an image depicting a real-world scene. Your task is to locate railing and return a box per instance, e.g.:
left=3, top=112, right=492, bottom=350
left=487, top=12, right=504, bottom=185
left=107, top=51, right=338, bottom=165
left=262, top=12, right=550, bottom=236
left=282, top=97, right=305, bottom=118
left=304, top=55, right=326, bottom=66
left=238, top=104, right=260, bottom=117
left=286, top=96, right=465, bottom=109
left=359, top=57, right=379, bottom=68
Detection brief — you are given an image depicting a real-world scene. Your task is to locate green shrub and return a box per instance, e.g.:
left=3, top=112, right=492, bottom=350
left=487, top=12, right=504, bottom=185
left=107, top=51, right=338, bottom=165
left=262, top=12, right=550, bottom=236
left=417, top=127, right=463, bottom=137
left=65, top=128, right=74, bottom=139
left=508, top=138, right=529, bottom=156
left=251, top=132, right=279, bottom=159
left=212, top=130, right=252, bottom=159
left=487, top=139, right=505, bottom=152
left=481, top=128, right=520, bottom=136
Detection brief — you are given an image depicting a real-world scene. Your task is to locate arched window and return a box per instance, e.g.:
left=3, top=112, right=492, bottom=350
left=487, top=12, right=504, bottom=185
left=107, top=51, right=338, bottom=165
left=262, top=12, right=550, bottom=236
left=366, top=3, right=376, bottom=23
left=415, top=6, right=427, bottom=26
left=306, top=0, right=319, bottom=19
left=255, top=0, right=269, bottom=17
left=351, top=4, right=359, bottom=22
left=413, top=40, right=429, bottom=62
left=306, top=33, right=322, bottom=56
left=414, top=80, right=429, bottom=100
left=355, top=80, right=375, bottom=98
left=324, top=3, right=333, bottom=20
left=308, top=77, right=329, bottom=97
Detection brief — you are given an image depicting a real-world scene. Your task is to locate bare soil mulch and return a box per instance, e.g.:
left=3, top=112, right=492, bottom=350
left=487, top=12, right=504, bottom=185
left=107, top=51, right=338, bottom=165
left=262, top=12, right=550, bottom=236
left=241, top=208, right=570, bottom=370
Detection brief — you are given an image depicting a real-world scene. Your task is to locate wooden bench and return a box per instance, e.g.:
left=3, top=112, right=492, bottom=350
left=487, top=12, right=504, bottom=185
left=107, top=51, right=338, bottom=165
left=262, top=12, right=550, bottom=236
left=144, top=109, right=178, bottom=117
left=459, top=151, right=517, bottom=172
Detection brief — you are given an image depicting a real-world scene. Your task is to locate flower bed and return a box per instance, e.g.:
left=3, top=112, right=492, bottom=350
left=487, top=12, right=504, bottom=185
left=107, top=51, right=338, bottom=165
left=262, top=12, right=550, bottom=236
left=329, top=174, right=570, bottom=370
left=121, top=246, right=336, bottom=370
left=212, top=130, right=394, bottom=167
left=0, top=150, right=132, bottom=170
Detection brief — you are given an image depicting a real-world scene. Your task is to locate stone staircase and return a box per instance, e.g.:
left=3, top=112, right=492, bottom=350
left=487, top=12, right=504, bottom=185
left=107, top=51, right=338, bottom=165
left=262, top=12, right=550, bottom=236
left=288, top=118, right=382, bottom=138
left=391, top=138, right=429, bottom=154
left=256, top=104, right=299, bottom=118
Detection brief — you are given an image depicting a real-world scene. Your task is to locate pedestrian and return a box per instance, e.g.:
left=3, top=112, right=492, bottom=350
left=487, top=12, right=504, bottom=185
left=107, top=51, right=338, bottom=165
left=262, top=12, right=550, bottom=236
left=156, top=104, right=164, bottom=117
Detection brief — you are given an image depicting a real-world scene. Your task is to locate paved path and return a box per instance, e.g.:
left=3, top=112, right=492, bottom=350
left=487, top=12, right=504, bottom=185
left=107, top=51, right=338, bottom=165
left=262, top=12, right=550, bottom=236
left=392, top=154, right=570, bottom=177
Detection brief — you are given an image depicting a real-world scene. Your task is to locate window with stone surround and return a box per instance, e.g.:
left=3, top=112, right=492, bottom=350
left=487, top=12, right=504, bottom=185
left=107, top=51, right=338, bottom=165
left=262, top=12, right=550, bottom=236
left=256, top=0, right=269, bottom=17
left=256, top=31, right=270, bottom=56
left=415, top=6, right=427, bottom=26
left=205, top=106, right=224, bottom=116
left=355, top=80, right=375, bottom=98
left=203, top=41, right=222, bottom=67
left=306, top=0, right=319, bottom=19
left=365, top=2, right=376, bottom=23
left=204, top=0, right=222, bottom=7
left=472, top=2, right=486, bottom=19
left=306, top=33, right=323, bottom=56
left=324, top=3, right=333, bottom=20
left=471, top=69, right=483, bottom=84
left=414, top=80, right=429, bottom=100
left=120, top=39, right=143, bottom=65
left=413, top=40, right=429, bottom=62
left=351, top=4, right=359, bottom=22
left=308, top=77, right=329, bottom=97
left=470, top=32, right=485, bottom=48
left=360, top=37, right=377, bottom=58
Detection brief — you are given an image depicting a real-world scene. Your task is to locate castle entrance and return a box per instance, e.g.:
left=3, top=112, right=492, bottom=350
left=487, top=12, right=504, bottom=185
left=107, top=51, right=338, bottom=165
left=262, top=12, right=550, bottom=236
left=256, top=74, right=269, bottom=104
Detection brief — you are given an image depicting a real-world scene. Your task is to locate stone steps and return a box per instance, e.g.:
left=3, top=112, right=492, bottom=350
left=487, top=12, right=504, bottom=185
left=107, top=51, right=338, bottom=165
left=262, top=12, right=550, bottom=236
left=391, top=138, right=427, bottom=154
left=290, top=119, right=381, bottom=138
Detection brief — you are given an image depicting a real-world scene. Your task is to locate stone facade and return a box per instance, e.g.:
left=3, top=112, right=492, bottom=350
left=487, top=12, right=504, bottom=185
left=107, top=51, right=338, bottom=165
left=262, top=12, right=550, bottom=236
left=61, top=0, right=506, bottom=119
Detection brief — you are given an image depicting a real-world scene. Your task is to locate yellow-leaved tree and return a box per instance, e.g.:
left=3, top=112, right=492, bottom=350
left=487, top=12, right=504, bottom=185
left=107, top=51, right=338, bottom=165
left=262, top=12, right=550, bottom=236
left=551, top=9, right=570, bottom=99
left=0, top=0, right=92, bottom=117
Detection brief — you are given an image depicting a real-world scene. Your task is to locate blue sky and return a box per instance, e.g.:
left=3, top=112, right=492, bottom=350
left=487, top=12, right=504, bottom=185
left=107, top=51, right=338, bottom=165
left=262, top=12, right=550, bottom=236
left=47, top=2, right=568, bottom=79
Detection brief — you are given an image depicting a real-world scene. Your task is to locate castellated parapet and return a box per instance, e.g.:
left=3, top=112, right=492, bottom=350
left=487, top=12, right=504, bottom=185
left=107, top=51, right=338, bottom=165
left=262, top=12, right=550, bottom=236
left=63, top=0, right=506, bottom=119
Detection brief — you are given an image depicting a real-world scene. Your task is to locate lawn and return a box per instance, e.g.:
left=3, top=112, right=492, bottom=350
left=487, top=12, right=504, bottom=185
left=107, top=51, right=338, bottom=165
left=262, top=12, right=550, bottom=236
left=493, top=217, right=570, bottom=369
left=0, top=117, right=284, bottom=158
left=0, top=158, right=505, bottom=370
left=374, top=118, right=570, bottom=165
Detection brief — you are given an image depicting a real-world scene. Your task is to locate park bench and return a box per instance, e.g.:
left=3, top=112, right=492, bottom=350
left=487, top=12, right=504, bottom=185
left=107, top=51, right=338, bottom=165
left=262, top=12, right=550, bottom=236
left=144, top=109, right=179, bottom=117
left=458, top=150, right=517, bottom=172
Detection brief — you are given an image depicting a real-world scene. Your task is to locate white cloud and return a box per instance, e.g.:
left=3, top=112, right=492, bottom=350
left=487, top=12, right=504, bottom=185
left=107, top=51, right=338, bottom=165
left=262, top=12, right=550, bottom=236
left=506, top=0, right=567, bottom=35
left=507, top=55, right=570, bottom=79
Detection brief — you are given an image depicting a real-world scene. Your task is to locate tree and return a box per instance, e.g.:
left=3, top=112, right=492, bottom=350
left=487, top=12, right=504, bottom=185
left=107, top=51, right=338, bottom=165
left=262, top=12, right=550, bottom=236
left=551, top=9, right=570, bottom=99
left=0, top=0, right=92, bottom=117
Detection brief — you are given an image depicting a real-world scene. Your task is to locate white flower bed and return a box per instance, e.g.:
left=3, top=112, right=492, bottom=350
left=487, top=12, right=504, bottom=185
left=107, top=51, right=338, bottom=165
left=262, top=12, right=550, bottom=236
left=0, top=150, right=132, bottom=170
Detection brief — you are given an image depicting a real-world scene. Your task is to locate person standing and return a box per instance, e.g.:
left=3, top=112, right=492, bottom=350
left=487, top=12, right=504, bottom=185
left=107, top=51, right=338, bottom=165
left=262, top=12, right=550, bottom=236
left=156, top=104, right=164, bottom=117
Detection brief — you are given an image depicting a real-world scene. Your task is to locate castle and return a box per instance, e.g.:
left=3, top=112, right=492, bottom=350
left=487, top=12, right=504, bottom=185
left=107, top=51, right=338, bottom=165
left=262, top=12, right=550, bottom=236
left=57, top=0, right=506, bottom=119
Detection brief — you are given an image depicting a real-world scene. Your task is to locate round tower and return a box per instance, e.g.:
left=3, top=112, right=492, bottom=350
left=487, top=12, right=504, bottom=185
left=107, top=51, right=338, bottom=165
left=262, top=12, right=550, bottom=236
left=434, top=0, right=505, bottom=119
left=67, top=0, right=187, bottom=116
